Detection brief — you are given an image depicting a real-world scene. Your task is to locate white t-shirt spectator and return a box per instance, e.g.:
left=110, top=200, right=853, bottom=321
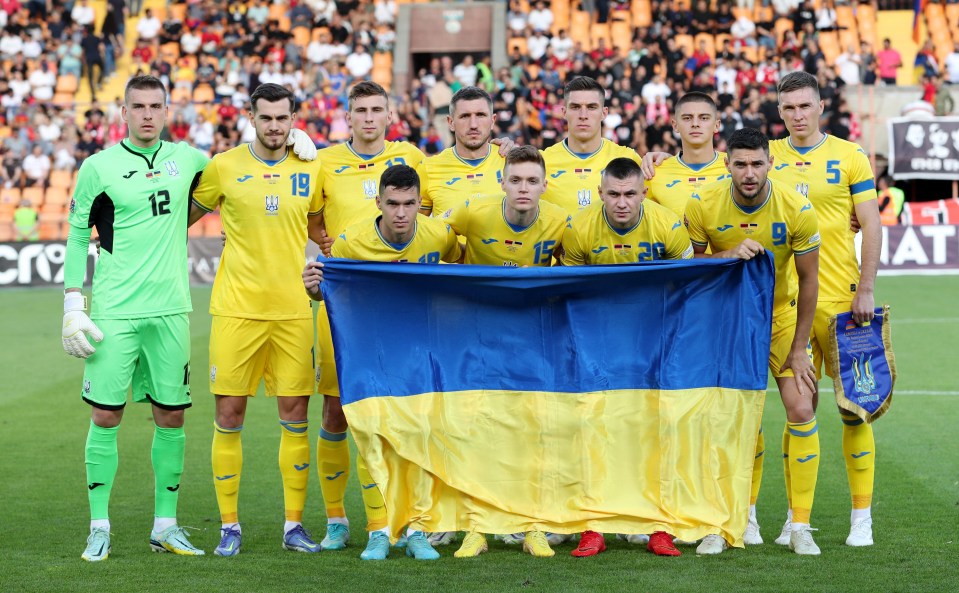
left=641, top=78, right=671, bottom=104
left=137, top=15, right=162, bottom=41
left=190, top=120, right=215, bottom=150
left=307, top=41, right=336, bottom=65
left=373, top=0, right=396, bottom=25
left=508, top=10, right=527, bottom=34
left=815, top=7, right=837, bottom=31
left=346, top=50, right=373, bottom=78
left=771, top=0, right=800, bottom=16
left=71, top=2, right=96, bottom=27
left=22, top=37, right=42, bottom=59
left=180, top=30, right=201, bottom=55
left=0, top=33, right=23, bottom=59
left=29, top=68, right=56, bottom=101
left=527, top=7, right=554, bottom=33
left=528, top=33, right=550, bottom=61
left=945, top=50, right=959, bottom=84
left=23, top=153, right=51, bottom=183
left=39, top=122, right=62, bottom=143
left=731, top=16, right=756, bottom=41
left=551, top=34, right=574, bottom=61
left=9, top=76, right=30, bottom=101
left=259, top=65, right=284, bottom=85
left=715, top=62, right=738, bottom=92
left=247, top=3, right=270, bottom=25
left=835, top=51, right=861, bottom=85
left=453, top=61, right=477, bottom=87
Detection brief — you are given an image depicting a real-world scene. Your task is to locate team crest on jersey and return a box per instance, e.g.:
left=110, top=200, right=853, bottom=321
left=574, top=168, right=592, bottom=179
left=795, top=182, right=809, bottom=199
left=577, top=189, right=592, bottom=207
left=164, top=160, right=180, bottom=177
left=210, top=366, right=217, bottom=383
left=265, top=195, right=279, bottom=215
left=740, top=222, right=758, bottom=234
left=69, top=199, right=76, bottom=213
left=794, top=161, right=812, bottom=172
left=363, top=179, right=377, bottom=199
left=504, top=239, right=523, bottom=252
left=145, top=170, right=162, bottom=182
left=83, top=379, right=91, bottom=394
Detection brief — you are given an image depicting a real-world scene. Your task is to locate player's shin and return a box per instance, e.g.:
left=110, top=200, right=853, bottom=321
left=86, top=421, right=119, bottom=523
left=317, top=427, right=350, bottom=519
left=786, top=417, right=820, bottom=526
left=152, top=425, right=186, bottom=522
left=357, top=454, right=388, bottom=532
left=840, top=410, right=875, bottom=514
left=279, top=419, right=310, bottom=526
left=212, top=422, right=243, bottom=523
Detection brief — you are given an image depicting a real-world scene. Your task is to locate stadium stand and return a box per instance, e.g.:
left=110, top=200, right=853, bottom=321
left=0, top=0, right=931, bottom=241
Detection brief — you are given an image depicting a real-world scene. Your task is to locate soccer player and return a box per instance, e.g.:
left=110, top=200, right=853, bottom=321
left=420, top=86, right=506, bottom=225
left=645, top=92, right=729, bottom=220
left=311, top=81, right=431, bottom=557
left=189, top=83, right=325, bottom=557
left=769, top=71, right=882, bottom=548
left=62, top=75, right=208, bottom=561
left=448, top=145, right=569, bottom=559
left=302, top=164, right=460, bottom=561
left=560, top=157, right=693, bottom=558
left=541, top=76, right=641, bottom=216
left=684, top=127, right=822, bottom=555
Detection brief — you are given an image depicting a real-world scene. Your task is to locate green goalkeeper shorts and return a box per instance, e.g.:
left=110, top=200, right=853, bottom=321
left=80, top=314, right=192, bottom=410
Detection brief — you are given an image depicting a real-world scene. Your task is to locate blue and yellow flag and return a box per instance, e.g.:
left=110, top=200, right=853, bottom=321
left=320, top=256, right=775, bottom=546
left=828, top=306, right=897, bottom=423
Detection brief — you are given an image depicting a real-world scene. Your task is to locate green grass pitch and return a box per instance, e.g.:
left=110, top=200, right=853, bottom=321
left=0, top=276, right=956, bottom=592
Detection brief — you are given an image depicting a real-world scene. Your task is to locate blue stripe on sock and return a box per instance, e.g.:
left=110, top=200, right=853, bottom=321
left=320, top=428, right=347, bottom=442
left=841, top=416, right=864, bottom=426
left=214, top=423, right=243, bottom=434
left=788, top=422, right=819, bottom=437
left=280, top=420, right=309, bottom=434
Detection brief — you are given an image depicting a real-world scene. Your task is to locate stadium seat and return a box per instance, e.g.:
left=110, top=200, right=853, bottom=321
left=44, top=186, right=70, bottom=206
left=160, top=42, right=181, bottom=64
left=55, top=74, right=78, bottom=94
left=22, top=187, right=44, bottom=205
left=0, top=187, right=19, bottom=206
left=168, top=3, right=187, bottom=21
left=0, top=224, right=12, bottom=242
left=694, top=33, right=716, bottom=60
left=39, top=202, right=63, bottom=218
left=49, top=169, right=73, bottom=190
left=946, top=4, right=959, bottom=26
left=818, top=31, right=840, bottom=65
left=570, top=10, right=591, bottom=47
left=38, top=221, right=61, bottom=241
left=611, top=21, right=632, bottom=57
left=839, top=29, right=859, bottom=52
left=774, top=19, right=794, bottom=46
left=674, top=34, right=694, bottom=57
left=269, top=3, right=287, bottom=21
left=741, top=45, right=759, bottom=64
left=632, top=0, right=652, bottom=29
left=925, top=2, right=944, bottom=21
left=171, top=87, right=192, bottom=104
left=755, top=5, right=774, bottom=22
left=373, top=51, right=393, bottom=70
left=193, top=84, right=215, bottom=104
left=53, top=93, right=75, bottom=106
left=591, top=23, right=611, bottom=49
left=836, top=6, right=856, bottom=30
left=509, top=37, right=528, bottom=55
left=371, top=67, right=392, bottom=91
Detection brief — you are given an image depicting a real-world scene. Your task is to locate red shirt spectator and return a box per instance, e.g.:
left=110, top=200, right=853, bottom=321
left=217, top=103, right=239, bottom=123
left=132, top=43, right=154, bottom=65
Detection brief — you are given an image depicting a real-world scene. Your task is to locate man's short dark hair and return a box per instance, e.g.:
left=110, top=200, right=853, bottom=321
left=124, top=75, right=167, bottom=104
left=676, top=91, right=717, bottom=113
left=602, top=157, right=643, bottom=182
left=348, top=80, right=389, bottom=111
left=777, top=71, right=820, bottom=100
left=379, top=164, right=420, bottom=197
left=564, top=76, right=606, bottom=105
left=503, top=145, right=546, bottom=177
left=727, top=127, right=769, bottom=155
left=450, top=86, right=493, bottom=114
left=250, top=83, right=295, bottom=113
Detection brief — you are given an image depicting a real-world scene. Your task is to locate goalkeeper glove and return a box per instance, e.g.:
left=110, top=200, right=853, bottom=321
left=287, top=128, right=318, bottom=161
left=62, top=292, right=104, bottom=359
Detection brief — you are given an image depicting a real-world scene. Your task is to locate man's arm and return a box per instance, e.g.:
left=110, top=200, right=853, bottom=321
left=782, top=249, right=819, bottom=396
left=303, top=260, right=324, bottom=301
left=852, top=198, right=881, bottom=324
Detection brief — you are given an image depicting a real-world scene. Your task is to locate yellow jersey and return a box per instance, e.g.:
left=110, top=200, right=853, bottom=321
left=684, top=179, right=821, bottom=317
left=318, top=140, right=427, bottom=238
left=331, top=214, right=461, bottom=264
left=192, top=144, right=321, bottom=320
left=541, top=139, right=640, bottom=216
left=561, top=199, right=693, bottom=265
left=769, top=135, right=876, bottom=302
left=450, top=196, right=570, bottom=267
left=421, top=145, right=505, bottom=226
left=646, top=151, right=730, bottom=219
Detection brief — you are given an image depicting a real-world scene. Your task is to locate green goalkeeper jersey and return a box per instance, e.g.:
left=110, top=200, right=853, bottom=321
left=67, top=140, right=209, bottom=319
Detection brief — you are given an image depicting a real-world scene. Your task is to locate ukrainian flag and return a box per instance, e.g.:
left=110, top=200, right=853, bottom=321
left=321, top=256, right=774, bottom=546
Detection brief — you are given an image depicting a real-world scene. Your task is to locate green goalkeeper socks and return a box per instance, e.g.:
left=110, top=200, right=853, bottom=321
left=152, top=425, right=186, bottom=519
left=85, top=421, right=119, bottom=521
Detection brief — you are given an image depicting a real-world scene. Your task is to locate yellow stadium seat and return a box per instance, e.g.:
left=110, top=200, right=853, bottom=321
left=171, top=87, right=192, bottom=104
left=192, top=84, right=215, bottom=104
left=373, top=51, right=393, bottom=70
left=292, top=27, right=311, bottom=47
left=611, top=21, right=632, bottom=57
left=839, top=29, right=859, bottom=52
left=674, top=34, right=694, bottom=57
left=22, top=187, right=44, bottom=205
left=632, top=0, right=652, bottom=28
left=509, top=37, right=528, bottom=56
left=818, top=31, right=840, bottom=65
left=774, top=18, right=794, bottom=46
left=49, top=170, right=73, bottom=190
left=0, top=187, right=20, bottom=206
left=44, top=186, right=69, bottom=206
left=836, top=6, right=856, bottom=30
left=55, top=74, right=78, bottom=93
left=0, top=224, right=13, bottom=242
left=591, top=23, right=611, bottom=49
left=269, top=3, right=287, bottom=21
left=169, top=3, right=187, bottom=21
left=694, top=33, right=716, bottom=60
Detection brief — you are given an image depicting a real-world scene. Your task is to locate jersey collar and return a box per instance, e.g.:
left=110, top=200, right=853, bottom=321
left=602, top=203, right=644, bottom=236
left=730, top=179, right=773, bottom=215
left=347, top=140, right=387, bottom=161
left=501, top=196, right=539, bottom=233
left=787, top=133, right=828, bottom=156
left=374, top=215, right=418, bottom=251
left=677, top=150, right=719, bottom=172
left=247, top=143, right=288, bottom=167
left=563, top=138, right=605, bottom=160
left=453, top=144, right=491, bottom=168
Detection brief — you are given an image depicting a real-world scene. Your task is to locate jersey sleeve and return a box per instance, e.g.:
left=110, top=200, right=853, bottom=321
left=68, top=159, right=101, bottom=228
left=443, top=198, right=469, bottom=236
left=558, top=223, right=587, bottom=266
left=419, top=158, right=434, bottom=212
left=683, top=196, right=709, bottom=246
left=848, top=147, right=877, bottom=205
left=440, top=223, right=462, bottom=263
left=309, top=161, right=323, bottom=215
left=664, top=217, right=695, bottom=260
left=191, top=155, right=223, bottom=213
left=330, top=230, right=351, bottom=258
left=792, top=200, right=821, bottom=255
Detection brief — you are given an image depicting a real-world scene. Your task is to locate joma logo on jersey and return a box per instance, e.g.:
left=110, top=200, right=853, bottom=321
left=774, top=163, right=789, bottom=171
left=334, top=165, right=349, bottom=174
left=666, top=180, right=680, bottom=188
left=164, top=160, right=180, bottom=177
left=363, top=179, right=377, bottom=198
left=265, top=195, right=279, bottom=215
left=236, top=175, right=253, bottom=183
left=446, top=177, right=461, bottom=186
left=550, top=170, right=566, bottom=179
left=795, top=182, right=809, bottom=199
left=577, top=189, right=592, bottom=207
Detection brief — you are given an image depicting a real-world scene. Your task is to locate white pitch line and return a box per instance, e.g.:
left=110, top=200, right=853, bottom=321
left=895, top=318, right=959, bottom=324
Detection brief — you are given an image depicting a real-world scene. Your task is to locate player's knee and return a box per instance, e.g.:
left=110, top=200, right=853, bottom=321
left=215, top=396, right=247, bottom=429
left=91, top=407, right=123, bottom=428
left=322, top=396, right=348, bottom=432
left=785, top=401, right=815, bottom=424
left=153, top=407, right=185, bottom=429
left=278, top=395, right=310, bottom=421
